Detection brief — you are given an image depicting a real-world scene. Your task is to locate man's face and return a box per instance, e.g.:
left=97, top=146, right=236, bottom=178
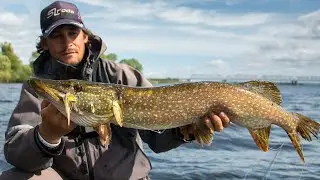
left=42, top=25, right=88, bottom=65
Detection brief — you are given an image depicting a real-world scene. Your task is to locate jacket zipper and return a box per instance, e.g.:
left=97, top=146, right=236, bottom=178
left=81, top=127, right=94, bottom=180
left=75, top=135, right=88, bottom=175
left=84, top=139, right=94, bottom=180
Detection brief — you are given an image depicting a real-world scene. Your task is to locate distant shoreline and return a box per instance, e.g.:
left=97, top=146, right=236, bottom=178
left=1, top=79, right=320, bottom=86
left=148, top=78, right=181, bottom=85
left=0, top=79, right=182, bottom=85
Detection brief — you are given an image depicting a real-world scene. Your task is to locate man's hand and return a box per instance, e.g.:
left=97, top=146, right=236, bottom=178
left=39, top=100, right=77, bottom=144
left=180, top=112, right=230, bottom=144
left=201, top=112, right=230, bottom=132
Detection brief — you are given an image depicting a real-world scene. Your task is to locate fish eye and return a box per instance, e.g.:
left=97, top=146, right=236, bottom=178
left=73, top=83, right=83, bottom=92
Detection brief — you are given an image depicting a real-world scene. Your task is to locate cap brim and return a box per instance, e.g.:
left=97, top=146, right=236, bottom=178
left=43, top=19, right=86, bottom=37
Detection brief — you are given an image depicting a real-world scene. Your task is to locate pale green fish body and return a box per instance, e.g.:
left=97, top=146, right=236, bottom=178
left=27, top=77, right=320, bottom=163
left=122, top=83, right=291, bottom=130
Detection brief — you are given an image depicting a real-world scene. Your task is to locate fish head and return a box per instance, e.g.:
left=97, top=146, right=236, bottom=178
left=27, top=77, right=121, bottom=126
left=28, top=77, right=76, bottom=101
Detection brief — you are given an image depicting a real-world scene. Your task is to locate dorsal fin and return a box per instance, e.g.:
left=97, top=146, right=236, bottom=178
left=237, top=81, right=282, bottom=105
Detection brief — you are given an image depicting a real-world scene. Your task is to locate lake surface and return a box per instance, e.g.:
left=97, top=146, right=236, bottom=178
left=0, top=83, right=319, bottom=179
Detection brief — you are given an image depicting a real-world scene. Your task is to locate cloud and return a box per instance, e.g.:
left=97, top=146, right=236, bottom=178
left=250, top=14, right=320, bottom=65
left=298, top=9, right=320, bottom=22
left=0, top=12, right=24, bottom=26
left=225, top=0, right=247, bottom=6
left=297, top=10, right=320, bottom=39
left=144, top=71, right=169, bottom=78
left=0, top=9, right=40, bottom=63
left=76, top=0, right=163, bottom=18
left=74, top=0, right=110, bottom=6
left=1, top=0, right=319, bottom=78
left=157, top=7, right=273, bottom=27
left=105, top=22, right=154, bottom=31
left=207, top=59, right=229, bottom=72
left=79, top=0, right=272, bottom=27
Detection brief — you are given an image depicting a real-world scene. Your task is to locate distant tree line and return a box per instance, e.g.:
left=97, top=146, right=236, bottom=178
left=100, top=53, right=143, bottom=72
left=0, top=42, right=32, bottom=82
left=0, top=42, right=143, bottom=83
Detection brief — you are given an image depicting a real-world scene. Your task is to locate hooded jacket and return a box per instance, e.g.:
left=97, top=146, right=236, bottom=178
left=4, top=35, right=188, bottom=180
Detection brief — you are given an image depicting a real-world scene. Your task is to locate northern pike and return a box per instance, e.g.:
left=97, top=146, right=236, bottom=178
left=27, top=77, right=320, bottom=163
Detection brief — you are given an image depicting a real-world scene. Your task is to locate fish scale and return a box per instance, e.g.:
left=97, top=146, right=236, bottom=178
left=28, top=77, right=320, bottom=163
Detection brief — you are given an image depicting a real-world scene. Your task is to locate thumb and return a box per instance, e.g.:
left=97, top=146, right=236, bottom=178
left=41, top=100, right=50, bottom=109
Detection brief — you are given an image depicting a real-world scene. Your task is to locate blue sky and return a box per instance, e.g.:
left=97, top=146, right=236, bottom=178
left=0, top=0, right=319, bottom=79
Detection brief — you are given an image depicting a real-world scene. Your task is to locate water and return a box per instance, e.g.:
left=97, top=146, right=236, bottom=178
left=0, top=83, right=319, bottom=179
left=0, top=83, right=21, bottom=171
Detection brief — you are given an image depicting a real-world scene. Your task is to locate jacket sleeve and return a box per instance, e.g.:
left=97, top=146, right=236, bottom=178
left=4, top=83, right=65, bottom=172
left=108, top=62, right=191, bottom=153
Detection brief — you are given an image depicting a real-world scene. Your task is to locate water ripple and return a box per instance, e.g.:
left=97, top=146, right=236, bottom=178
left=0, top=100, right=14, bottom=103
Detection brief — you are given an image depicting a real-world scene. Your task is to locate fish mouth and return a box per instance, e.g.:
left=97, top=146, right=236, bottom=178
left=28, top=78, right=66, bottom=102
left=28, top=78, right=77, bottom=126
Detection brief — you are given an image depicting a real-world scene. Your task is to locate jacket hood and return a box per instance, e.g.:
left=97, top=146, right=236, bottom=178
left=32, top=34, right=107, bottom=80
left=87, top=34, right=107, bottom=58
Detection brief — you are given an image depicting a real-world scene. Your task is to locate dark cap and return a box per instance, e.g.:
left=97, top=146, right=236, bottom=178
left=40, top=1, right=86, bottom=37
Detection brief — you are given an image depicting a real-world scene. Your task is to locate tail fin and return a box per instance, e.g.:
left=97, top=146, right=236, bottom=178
left=287, top=113, right=320, bottom=163
left=295, top=113, right=320, bottom=141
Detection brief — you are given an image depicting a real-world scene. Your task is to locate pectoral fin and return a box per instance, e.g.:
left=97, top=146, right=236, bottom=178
left=94, top=123, right=112, bottom=146
left=112, top=100, right=123, bottom=127
left=180, top=123, right=214, bottom=145
left=248, top=126, right=271, bottom=152
left=90, top=102, right=95, bottom=113
left=63, top=93, right=77, bottom=127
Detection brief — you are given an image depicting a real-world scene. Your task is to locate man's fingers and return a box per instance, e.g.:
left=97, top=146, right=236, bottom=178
left=41, top=100, right=50, bottom=109
left=210, top=113, right=224, bottom=132
left=180, top=126, right=190, bottom=140
left=203, top=118, right=215, bottom=133
left=46, top=104, right=61, bottom=115
left=67, top=122, right=77, bottom=130
left=57, top=113, right=76, bottom=130
left=219, top=112, right=230, bottom=128
left=187, top=124, right=193, bottom=134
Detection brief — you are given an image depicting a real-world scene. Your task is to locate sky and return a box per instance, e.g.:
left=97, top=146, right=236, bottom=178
left=0, top=0, right=319, bottom=79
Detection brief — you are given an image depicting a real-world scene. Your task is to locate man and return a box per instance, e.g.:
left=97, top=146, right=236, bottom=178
left=2, top=1, right=230, bottom=180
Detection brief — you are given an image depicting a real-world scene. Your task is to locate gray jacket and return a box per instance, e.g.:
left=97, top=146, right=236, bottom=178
left=4, top=35, right=188, bottom=180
